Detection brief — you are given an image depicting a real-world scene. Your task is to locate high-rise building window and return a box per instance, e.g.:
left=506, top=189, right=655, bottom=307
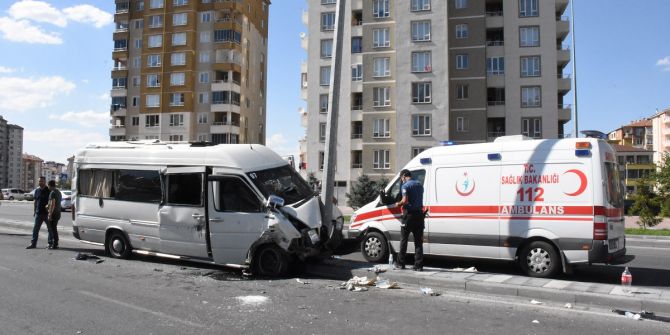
left=520, top=26, right=540, bottom=47
left=372, top=28, right=390, bottom=48
left=131, top=96, right=139, bottom=107
left=456, top=84, right=469, bottom=100
left=174, top=0, right=188, bottom=6
left=486, top=57, right=505, bottom=75
left=132, top=76, right=140, bottom=87
left=320, top=66, right=331, bottom=86
left=146, top=96, right=160, bottom=108
left=322, top=0, right=337, bottom=4
left=199, top=51, right=210, bottom=63
left=411, top=51, right=431, bottom=72
left=172, top=32, right=186, bottom=46
left=134, top=38, right=142, bottom=49
left=214, top=29, right=241, bottom=43
left=522, top=117, right=542, bottom=138
left=411, top=21, right=431, bottom=42
left=148, top=35, right=162, bottom=48
left=351, top=121, right=363, bottom=139
left=520, top=56, right=541, bottom=77
left=373, top=150, right=391, bottom=169
left=319, top=122, right=327, bottom=142
left=411, top=0, right=431, bottom=11
left=372, top=87, right=391, bottom=107
left=456, top=54, right=469, bottom=69
left=136, top=1, right=144, bottom=11
left=148, top=15, right=163, bottom=28
left=148, top=54, right=161, bottom=67
left=200, top=31, right=211, bottom=43
left=455, top=24, right=468, bottom=39
left=411, top=147, right=428, bottom=158
left=197, top=113, right=208, bottom=124
left=169, top=114, right=184, bottom=126
left=373, top=57, right=390, bottom=77
left=170, top=72, right=185, bottom=86
left=149, top=0, right=164, bottom=9
left=319, top=151, right=325, bottom=170
left=114, top=39, right=127, bottom=50
left=170, top=94, right=185, bottom=107
left=147, top=74, right=160, bottom=87
left=199, top=72, right=210, bottom=83
left=133, top=19, right=143, bottom=29
left=171, top=52, right=186, bottom=66
left=352, top=37, right=362, bottom=53
left=373, top=0, right=390, bottom=18
left=173, top=13, right=187, bottom=26
left=201, top=11, right=211, bottom=22
left=168, top=135, right=184, bottom=141
left=351, top=64, right=363, bottom=81
left=319, top=94, right=329, bottom=113
left=320, top=39, right=333, bottom=58
left=521, top=86, right=541, bottom=107
left=373, top=118, right=391, bottom=138
left=198, top=93, right=209, bottom=104
left=455, top=0, right=467, bottom=9
left=132, top=117, right=140, bottom=126
left=519, top=0, right=539, bottom=17
left=412, top=82, right=432, bottom=103
left=412, top=115, right=431, bottom=136
left=351, top=150, right=363, bottom=168
left=321, top=12, right=335, bottom=31
left=456, top=117, right=469, bottom=132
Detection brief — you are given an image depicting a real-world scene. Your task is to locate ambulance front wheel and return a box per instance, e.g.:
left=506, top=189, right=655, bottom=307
left=361, top=231, right=389, bottom=263
left=519, top=241, right=559, bottom=278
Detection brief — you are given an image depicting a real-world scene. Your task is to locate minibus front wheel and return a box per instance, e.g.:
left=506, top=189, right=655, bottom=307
left=253, top=244, right=290, bottom=277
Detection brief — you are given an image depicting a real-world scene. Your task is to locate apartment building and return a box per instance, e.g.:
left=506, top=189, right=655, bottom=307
left=612, top=144, right=655, bottom=199
left=21, top=154, right=43, bottom=192
left=111, top=0, right=270, bottom=144
left=0, top=116, right=23, bottom=189
left=301, top=0, right=571, bottom=192
left=607, top=119, right=653, bottom=151
left=651, top=107, right=670, bottom=164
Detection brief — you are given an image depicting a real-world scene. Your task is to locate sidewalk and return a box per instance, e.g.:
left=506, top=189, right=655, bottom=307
left=304, top=258, right=670, bottom=315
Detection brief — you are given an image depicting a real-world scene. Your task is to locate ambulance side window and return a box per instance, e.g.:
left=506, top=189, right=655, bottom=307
left=385, top=170, right=426, bottom=203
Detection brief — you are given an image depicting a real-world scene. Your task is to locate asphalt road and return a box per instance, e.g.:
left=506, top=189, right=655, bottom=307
left=0, top=224, right=668, bottom=334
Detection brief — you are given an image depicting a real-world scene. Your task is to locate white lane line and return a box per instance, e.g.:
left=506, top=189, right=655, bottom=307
left=0, top=264, right=16, bottom=271
left=627, top=246, right=670, bottom=251
left=77, top=290, right=204, bottom=328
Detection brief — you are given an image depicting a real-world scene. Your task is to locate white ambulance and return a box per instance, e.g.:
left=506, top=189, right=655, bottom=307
left=348, top=136, right=626, bottom=277
left=72, top=141, right=343, bottom=276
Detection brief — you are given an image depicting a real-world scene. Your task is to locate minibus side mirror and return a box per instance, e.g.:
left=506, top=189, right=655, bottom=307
left=266, top=195, right=285, bottom=209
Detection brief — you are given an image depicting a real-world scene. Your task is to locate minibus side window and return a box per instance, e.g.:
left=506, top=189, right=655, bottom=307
left=214, top=177, right=262, bottom=213
left=78, top=169, right=161, bottom=203
left=604, top=162, right=623, bottom=208
left=166, top=173, right=203, bottom=206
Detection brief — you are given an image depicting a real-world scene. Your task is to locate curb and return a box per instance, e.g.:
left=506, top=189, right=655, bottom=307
left=304, top=259, right=670, bottom=315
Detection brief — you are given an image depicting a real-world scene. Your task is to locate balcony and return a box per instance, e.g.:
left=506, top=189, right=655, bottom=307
left=558, top=104, right=572, bottom=121
left=300, top=32, right=308, bottom=50
left=211, top=102, right=240, bottom=114
left=487, top=131, right=505, bottom=142
left=112, top=47, right=128, bottom=59
left=211, top=80, right=240, bottom=92
left=300, top=108, right=308, bottom=128
left=558, top=74, right=571, bottom=94
left=486, top=12, right=503, bottom=28
left=556, top=0, right=569, bottom=14
left=302, top=10, right=308, bottom=25
left=487, top=101, right=505, bottom=117
left=557, top=45, right=570, bottom=66
left=110, top=104, right=127, bottom=113
left=109, top=125, right=126, bottom=137
left=110, top=87, right=127, bottom=97
left=557, top=16, right=570, bottom=40
left=213, top=0, right=244, bottom=12
left=210, top=123, right=240, bottom=134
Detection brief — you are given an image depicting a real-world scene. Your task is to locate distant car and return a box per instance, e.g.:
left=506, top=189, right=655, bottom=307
left=24, top=189, right=35, bottom=201
left=2, top=188, right=26, bottom=201
left=60, top=190, right=73, bottom=211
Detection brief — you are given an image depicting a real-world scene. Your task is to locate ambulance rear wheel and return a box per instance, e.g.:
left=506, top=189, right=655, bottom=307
left=253, top=244, right=290, bottom=277
left=361, top=231, right=388, bottom=263
left=519, top=241, right=559, bottom=278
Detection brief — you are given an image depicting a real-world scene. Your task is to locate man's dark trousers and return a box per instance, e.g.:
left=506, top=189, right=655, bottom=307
left=30, top=214, right=48, bottom=246
left=397, top=211, right=424, bottom=268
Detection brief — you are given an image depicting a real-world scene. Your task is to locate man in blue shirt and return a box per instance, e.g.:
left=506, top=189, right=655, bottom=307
left=394, top=169, right=425, bottom=271
left=26, top=177, right=49, bottom=249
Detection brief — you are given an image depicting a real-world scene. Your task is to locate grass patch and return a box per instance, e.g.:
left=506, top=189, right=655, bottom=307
left=625, top=228, right=670, bottom=236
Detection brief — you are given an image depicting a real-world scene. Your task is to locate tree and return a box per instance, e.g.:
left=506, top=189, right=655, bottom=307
left=629, top=177, right=662, bottom=229
left=346, top=174, right=385, bottom=209
left=654, top=153, right=670, bottom=217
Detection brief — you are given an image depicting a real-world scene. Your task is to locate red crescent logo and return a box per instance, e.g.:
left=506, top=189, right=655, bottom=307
left=455, top=180, right=476, bottom=196
left=563, top=169, right=587, bottom=196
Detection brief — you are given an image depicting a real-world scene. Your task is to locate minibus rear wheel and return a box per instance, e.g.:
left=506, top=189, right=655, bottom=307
left=519, top=241, right=559, bottom=278
left=106, top=231, right=132, bottom=259
left=361, top=231, right=388, bottom=263
left=253, top=244, right=290, bottom=277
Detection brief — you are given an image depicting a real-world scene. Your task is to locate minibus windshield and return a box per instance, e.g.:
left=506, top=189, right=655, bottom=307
left=248, top=165, right=314, bottom=205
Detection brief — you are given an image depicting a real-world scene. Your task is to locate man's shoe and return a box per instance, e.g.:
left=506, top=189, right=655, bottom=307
left=26, top=244, right=36, bottom=249
left=393, top=262, right=405, bottom=270
left=52, top=245, right=59, bottom=250
left=413, top=267, right=423, bottom=272
left=47, top=245, right=53, bottom=250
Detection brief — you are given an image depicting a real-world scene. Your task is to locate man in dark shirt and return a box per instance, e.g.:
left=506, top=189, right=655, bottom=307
left=394, top=169, right=425, bottom=271
left=47, top=180, right=62, bottom=249
left=26, top=177, right=49, bottom=249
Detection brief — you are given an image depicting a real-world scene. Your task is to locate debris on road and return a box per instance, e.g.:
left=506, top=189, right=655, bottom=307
left=367, top=265, right=387, bottom=274
left=375, top=279, right=400, bottom=289
left=530, top=299, right=543, bottom=305
left=296, top=278, right=310, bottom=285
left=448, top=266, right=478, bottom=273
left=612, top=309, right=670, bottom=323
left=420, top=287, right=440, bottom=296
left=340, top=276, right=376, bottom=291
left=564, top=303, right=573, bottom=309
left=532, top=320, right=540, bottom=324
left=73, top=252, right=104, bottom=264
left=236, top=295, right=269, bottom=306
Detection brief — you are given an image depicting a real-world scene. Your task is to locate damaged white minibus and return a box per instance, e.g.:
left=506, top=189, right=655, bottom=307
left=72, top=141, right=343, bottom=276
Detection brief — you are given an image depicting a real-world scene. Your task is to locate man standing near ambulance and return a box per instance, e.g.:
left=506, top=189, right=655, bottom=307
left=394, top=169, right=425, bottom=271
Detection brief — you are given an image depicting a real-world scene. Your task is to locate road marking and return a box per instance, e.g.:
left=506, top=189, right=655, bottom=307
left=0, top=264, right=16, bottom=272
left=628, top=245, right=670, bottom=251
left=77, top=290, right=204, bottom=328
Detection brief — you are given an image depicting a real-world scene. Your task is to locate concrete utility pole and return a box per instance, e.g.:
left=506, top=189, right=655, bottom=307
left=570, top=0, right=579, bottom=138
left=321, top=0, right=346, bottom=225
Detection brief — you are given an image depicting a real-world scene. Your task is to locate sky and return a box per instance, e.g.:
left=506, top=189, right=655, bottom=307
left=0, top=0, right=669, bottom=164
